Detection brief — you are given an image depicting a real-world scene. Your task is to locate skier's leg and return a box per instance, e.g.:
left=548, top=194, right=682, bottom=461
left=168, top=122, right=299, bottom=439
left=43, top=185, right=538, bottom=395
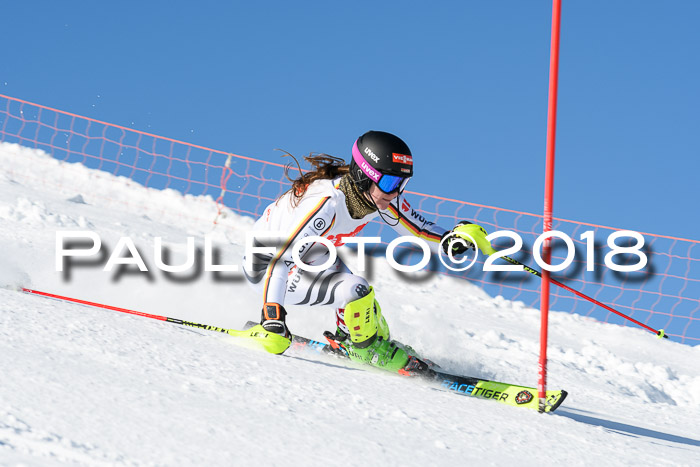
left=337, top=286, right=409, bottom=371
left=242, top=247, right=371, bottom=335
left=243, top=248, right=412, bottom=370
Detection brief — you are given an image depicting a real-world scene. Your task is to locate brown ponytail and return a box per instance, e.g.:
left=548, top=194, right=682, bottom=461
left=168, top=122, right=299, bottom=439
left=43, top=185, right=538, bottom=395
left=280, top=152, right=349, bottom=207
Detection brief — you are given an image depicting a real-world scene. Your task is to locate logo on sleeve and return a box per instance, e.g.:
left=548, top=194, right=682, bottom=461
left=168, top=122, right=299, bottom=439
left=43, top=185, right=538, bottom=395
left=326, top=222, right=368, bottom=247
left=313, top=217, right=327, bottom=231
left=401, top=199, right=411, bottom=212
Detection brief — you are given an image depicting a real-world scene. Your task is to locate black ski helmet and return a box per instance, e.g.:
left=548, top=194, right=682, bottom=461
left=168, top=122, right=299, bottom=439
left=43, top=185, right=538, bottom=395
left=349, top=130, right=413, bottom=193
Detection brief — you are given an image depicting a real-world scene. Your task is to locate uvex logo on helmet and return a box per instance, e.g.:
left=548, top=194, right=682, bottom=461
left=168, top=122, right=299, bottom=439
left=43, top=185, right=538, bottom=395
left=392, top=153, right=413, bottom=165
left=364, top=147, right=380, bottom=163
left=360, top=160, right=381, bottom=181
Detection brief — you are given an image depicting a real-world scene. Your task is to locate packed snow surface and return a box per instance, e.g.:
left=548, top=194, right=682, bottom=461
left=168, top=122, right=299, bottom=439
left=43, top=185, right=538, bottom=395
left=1, top=142, right=699, bottom=466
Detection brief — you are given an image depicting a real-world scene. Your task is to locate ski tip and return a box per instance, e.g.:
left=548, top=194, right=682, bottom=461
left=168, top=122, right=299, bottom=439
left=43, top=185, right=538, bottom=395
left=549, top=389, right=568, bottom=413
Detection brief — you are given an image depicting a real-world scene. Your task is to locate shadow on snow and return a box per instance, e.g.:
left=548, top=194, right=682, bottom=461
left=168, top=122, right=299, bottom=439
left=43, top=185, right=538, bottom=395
left=556, top=408, right=700, bottom=448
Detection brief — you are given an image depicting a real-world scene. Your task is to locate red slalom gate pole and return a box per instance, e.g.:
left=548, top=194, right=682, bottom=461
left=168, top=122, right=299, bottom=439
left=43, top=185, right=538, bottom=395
left=539, top=0, right=562, bottom=413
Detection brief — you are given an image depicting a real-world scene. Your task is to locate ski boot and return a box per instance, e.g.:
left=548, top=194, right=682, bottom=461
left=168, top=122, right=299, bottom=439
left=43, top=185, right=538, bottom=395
left=242, top=302, right=291, bottom=355
left=260, top=302, right=292, bottom=338
left=323, top=287, right=416, bottom=372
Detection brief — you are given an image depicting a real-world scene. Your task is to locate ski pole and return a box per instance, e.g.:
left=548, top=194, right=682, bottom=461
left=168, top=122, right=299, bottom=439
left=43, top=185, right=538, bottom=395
left=498, top=256, right=668, bottom=339
left=19, top=288, right=290, bottom=354
left=20, top=288, right=232, bottom=334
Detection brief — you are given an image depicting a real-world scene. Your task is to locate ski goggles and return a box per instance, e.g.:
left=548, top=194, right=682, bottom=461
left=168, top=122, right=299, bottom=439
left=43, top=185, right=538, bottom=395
left=375, top=173, right=410, bottom=194
left=352, top=141, right=411, bottom=194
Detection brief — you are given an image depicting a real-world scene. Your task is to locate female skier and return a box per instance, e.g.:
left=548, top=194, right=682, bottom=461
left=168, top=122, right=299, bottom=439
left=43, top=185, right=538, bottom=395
left=243, top=130, right=488, bottom=373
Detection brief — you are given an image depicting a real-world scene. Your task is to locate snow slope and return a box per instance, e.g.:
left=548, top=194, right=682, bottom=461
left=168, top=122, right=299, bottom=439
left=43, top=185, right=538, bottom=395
left=1, top=142, right=699, bottom=466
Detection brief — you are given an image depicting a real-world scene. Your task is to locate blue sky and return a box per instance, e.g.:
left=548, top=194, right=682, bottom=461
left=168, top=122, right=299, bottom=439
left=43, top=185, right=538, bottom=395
left=2, top=1, right=699, bottom=240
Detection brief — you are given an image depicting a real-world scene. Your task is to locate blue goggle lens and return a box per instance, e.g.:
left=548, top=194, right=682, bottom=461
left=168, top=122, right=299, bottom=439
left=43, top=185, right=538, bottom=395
left=376, top=174, right=410, bottom=194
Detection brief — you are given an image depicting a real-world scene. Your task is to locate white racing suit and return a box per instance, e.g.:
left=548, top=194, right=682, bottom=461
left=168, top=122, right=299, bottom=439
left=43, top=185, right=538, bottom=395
left=243, top=177, right=447, bottom=334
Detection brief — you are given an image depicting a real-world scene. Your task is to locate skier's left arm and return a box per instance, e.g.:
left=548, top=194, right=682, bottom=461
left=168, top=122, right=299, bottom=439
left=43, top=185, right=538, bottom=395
left=386, top=197, right=447, bottom=254
left=387, top=197, right=495, bottom=257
